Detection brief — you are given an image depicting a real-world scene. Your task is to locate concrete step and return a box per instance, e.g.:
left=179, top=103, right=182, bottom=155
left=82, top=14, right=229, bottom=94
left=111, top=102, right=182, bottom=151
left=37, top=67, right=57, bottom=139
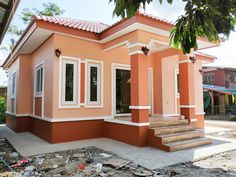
left=154, top=125, right=195, bottom=135
left=164, top=137, right=212, bottom=152
left=150, top=119, right=188, bottom=128
left=158, top=130, right=204, bottom=144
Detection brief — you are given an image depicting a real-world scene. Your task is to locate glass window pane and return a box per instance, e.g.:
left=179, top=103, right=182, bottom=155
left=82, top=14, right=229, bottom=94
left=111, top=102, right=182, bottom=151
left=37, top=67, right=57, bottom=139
left=65, top=63, right=74, bottom=101
left=90, top=66, right=98, bottom=102
left=12, top=75, right=16, bottom=95
left=36, top=69, right=40, bottom=92
left=177, top=73, right=180, bottom=94
left=116, top=69, right=131, bottom=114
left=40, top=68, right=43, bottom=92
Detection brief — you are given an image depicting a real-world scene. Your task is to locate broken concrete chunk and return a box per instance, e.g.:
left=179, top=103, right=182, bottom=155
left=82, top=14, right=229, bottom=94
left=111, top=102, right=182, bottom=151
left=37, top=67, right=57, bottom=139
left=99, top=153, right=113, bottom=159
left=72, top=153, right=85, bottom=158
left=9, top=152, right=19, bottom=158
left=24, top=165, right=36, bottom=172
left=217, top=132, right=226, bottom=136
left=133, top=170, right=153, bottom=176
left=55, top=154, right=63, bottom=158
left=103, top=158, right=130, bottom=169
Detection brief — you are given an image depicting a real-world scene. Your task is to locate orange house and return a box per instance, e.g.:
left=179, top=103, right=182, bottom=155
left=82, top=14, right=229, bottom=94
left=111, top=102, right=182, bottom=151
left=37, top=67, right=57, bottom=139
left=3, top=13, right=217, bottom=151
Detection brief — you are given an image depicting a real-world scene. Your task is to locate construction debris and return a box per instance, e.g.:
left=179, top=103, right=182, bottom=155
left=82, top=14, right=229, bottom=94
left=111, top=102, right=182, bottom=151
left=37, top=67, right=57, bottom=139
left=0, top=139, right=153, bottom=176
left=1, top=138, right=236, bottom=177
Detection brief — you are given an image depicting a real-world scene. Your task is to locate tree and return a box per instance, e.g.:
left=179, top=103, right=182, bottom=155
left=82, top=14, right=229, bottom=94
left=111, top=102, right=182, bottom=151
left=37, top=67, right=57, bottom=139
left=110, top=0, right=236, bottom=54
left=7, top=2, right=64, bottom=47
left=0, top=97, right=6, bottom=124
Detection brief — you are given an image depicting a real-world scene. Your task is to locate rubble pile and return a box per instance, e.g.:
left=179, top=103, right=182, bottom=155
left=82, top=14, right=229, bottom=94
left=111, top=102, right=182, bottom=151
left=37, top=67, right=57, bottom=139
left=1, top=138, right=236, bottom=177
left=0, top=139, right=154, bottom=177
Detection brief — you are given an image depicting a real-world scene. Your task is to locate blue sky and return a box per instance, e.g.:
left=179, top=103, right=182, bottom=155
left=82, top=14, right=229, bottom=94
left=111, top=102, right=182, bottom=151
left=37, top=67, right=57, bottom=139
left=0, top=0, right=236, bottom=85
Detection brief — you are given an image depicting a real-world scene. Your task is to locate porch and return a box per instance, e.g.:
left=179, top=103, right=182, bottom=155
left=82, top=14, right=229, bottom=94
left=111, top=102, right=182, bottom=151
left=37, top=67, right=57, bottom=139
left=104, top=115, right=211, bottom=152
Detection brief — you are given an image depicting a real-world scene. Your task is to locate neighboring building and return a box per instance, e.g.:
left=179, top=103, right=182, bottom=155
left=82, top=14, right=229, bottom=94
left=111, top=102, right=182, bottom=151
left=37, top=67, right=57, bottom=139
left=2, top=13, right=216, bottom=151
left=203, top=66, right=236, bottom=89
left=203, top=66, right=236, bottom=116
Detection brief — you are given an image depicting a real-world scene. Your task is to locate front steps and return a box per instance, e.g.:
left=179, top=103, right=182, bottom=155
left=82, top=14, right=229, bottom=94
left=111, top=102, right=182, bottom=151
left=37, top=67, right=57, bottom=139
left=148, top=118, right=212, bottom=152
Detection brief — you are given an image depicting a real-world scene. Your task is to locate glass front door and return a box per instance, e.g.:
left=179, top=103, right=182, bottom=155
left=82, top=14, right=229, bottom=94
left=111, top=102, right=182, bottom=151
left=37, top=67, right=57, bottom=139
left=115, top=69, right=131, bottom=114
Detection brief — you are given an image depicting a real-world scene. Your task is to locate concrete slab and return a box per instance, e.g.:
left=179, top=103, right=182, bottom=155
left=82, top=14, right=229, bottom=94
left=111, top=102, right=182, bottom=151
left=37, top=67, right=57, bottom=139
left=205, top=120, right=236, bottom=129
left=204, top=126, right=233, bottom=134
left=1, top=125, right=236, bottom=170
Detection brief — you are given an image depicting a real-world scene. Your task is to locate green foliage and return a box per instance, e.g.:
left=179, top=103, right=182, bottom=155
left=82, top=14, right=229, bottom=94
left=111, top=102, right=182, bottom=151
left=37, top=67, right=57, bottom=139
left=0, top=97, right=6, bottom=124
left=20, top=3, right=65, bottom=24
left=110, top=0, right=172, bottom=18
left=110, top=0, right=236, bottom=54
left=230, top=116, right=236, bottom=121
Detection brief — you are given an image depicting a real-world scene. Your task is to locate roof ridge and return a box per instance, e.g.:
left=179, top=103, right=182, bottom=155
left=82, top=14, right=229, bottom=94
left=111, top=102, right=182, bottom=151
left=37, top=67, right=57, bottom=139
left=33, top=15, right=109, bottom=27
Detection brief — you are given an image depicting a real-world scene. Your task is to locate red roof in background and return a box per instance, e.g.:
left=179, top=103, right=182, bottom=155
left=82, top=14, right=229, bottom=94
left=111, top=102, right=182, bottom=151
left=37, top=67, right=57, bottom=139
left=33, top=15, right=110, bottom=33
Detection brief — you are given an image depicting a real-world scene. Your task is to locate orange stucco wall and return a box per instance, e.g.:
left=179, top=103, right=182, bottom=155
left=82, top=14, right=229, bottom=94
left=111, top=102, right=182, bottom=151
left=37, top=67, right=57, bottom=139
left=31, top=36, right=55, bottom=117
left=17, top=55, right=32, bottom=114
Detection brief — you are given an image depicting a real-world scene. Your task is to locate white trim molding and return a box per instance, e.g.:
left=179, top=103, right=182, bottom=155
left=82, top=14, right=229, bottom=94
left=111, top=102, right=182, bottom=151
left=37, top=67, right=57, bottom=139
left=129, top=50, right=143, bottom=56
left=179, top=59, right=191, bottom=64
left=11, top=72, right=17, bottom=99
left=179, top=105, right=196, bottom=108
left=154, top=114, right=180, bottom=117
left=129, top=106, right=151, bottom=109
left=104, top=118, right=149, bottom=127
left=190, top=118, right=198, bottom=122
left=195, top=112, right=205, bottom=115
left=6, top=112, right=113, bottom=123
left=103, top=40, right=129, bottom=52
left=174, top=68, right=180, bottom=98
left=58, top=56, right=81, bottom=109
left=85, top=59, right=104, bottom=108
left=111, top=63, right=131, bottom=117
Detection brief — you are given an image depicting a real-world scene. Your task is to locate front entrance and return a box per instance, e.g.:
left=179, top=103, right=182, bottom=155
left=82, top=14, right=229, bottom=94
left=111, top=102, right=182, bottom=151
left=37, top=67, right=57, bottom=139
left=112, top=64, right=153, bottom=117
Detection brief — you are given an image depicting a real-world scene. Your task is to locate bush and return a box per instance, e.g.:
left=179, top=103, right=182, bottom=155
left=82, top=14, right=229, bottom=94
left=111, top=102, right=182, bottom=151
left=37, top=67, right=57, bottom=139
left=0, top=97, right=6, bottom=124
left=230, top=116, right=236, bottom=121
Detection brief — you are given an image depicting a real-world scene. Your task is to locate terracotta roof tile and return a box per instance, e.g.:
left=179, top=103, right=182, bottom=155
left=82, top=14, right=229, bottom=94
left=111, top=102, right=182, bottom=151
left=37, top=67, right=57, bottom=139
left=33, top=12, right=175, bottom=34
left=33, top=15, right=110, bottom=33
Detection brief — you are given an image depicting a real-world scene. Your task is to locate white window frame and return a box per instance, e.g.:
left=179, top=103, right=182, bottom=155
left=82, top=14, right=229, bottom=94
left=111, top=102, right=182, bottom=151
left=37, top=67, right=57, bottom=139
left=111, top=63, right=131, bottom=117
left=33, top=61, right=45, bottom=116
left=34, top=63, right=44, bottom=97
left=11, top=72, right=17, bottom=99
left=175, top=69, right=180, bottom=98
left=58, top=56, right=81, bottom=108
left=85, top=59, right=103, bottom=108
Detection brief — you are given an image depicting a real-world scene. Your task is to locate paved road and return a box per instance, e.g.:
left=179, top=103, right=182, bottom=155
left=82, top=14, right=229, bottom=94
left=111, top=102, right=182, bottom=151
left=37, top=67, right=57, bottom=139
left=205, top=120, right=236, bottom=129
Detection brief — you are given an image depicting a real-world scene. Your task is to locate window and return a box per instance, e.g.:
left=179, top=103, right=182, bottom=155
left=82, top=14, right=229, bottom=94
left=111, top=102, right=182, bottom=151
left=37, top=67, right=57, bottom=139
left=11, top=73, right=16, bottom=98
left=87, top=63, right=101, bottom=105
left=86, top=61, right=102, bottom=107
left=62, top=60, right=77, bottom=104
left=35, top=64, right=43, bottom=96
left=175, top=69, right=180, bottom=98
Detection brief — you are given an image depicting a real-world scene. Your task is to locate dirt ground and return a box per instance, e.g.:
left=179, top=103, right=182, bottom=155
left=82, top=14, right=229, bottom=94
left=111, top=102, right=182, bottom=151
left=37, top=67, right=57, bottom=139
left=0, top=138, right=236, bottom=177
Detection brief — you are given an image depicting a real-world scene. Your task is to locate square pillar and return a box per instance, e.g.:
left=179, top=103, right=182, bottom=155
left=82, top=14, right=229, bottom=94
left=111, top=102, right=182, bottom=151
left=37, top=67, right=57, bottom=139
left=179, top=58, right=196, bottom=123
left=130, top=53, right=150, bottom=123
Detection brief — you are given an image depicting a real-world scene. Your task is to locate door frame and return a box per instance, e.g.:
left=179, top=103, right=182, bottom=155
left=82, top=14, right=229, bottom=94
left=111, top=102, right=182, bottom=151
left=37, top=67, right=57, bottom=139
left=111, top=63, right=153, bottom=117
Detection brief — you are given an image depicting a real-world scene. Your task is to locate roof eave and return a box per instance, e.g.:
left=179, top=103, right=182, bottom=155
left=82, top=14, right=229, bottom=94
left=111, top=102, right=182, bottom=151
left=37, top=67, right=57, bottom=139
left=0, top=0, right=21, bottom=44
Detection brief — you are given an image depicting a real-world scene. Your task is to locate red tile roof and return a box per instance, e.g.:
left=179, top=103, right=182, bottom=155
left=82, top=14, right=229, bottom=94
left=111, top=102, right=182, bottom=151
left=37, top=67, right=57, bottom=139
left=33, top=15, right=110, bottom=33
left=33, top=11, right=174, bottom=35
